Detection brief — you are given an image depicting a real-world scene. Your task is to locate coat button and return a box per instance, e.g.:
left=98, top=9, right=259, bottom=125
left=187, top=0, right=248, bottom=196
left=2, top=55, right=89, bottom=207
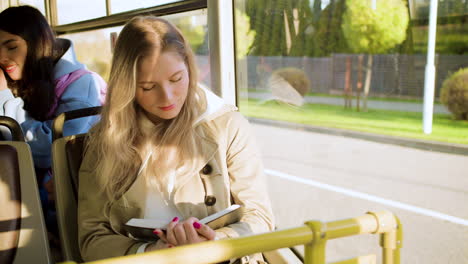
left=204, top=195, right=216, bottom=206
left=202, top=164, right=212, bottom=175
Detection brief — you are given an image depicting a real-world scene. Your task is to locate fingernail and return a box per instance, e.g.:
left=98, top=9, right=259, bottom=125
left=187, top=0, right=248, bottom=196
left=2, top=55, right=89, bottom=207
left=168, top=244, right=173, bottom=248
left=172, top=217, right=179, bottom=222
left=193, top=222, right=201, bottom=229
left=153, top=230, right=160, bottom=235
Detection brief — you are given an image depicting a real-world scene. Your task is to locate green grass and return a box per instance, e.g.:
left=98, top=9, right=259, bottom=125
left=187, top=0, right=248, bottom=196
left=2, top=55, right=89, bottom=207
left=240, top=98, right=468, bottom=145
left=245, top=89, right=442, bottom=104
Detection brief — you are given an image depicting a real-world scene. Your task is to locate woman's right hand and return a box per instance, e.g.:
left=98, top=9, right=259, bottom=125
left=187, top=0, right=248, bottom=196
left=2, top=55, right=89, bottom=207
left=153, top=216, right=216, bottom=247
left=0, top=69, right=8, bottom=91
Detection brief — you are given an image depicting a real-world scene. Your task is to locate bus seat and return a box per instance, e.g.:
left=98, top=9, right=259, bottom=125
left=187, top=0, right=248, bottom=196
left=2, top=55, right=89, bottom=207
left=0, top=144, right=21, bottom=264
left=0, top=117, right=52, bottom=264
left=52, top=106, right=101, bottom=262
left=52, top=134, right=85, bottom=262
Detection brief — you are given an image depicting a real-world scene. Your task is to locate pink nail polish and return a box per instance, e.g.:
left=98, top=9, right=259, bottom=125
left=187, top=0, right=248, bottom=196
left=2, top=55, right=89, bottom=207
left=168, top=244, right=173, bottom=248
left=193, top=222, right=201, bottom=229
left=153, top=230, right=160, bottom=235
left=172, top=217, right=179, bottom=222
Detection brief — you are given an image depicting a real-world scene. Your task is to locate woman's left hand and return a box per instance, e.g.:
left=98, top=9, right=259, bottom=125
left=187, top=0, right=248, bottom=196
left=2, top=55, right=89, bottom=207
left=153, top=216, right=216, bottom=247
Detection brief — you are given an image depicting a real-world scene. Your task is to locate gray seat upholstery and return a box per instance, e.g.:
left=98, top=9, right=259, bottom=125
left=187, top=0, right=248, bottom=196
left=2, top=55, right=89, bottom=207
left=51, top=106, right=100, bottom=262
left=52, top=133, right=86, bottom=262
left=0, top=144, right=22, bottom=264
left=0, top=117, right=52, bottom=264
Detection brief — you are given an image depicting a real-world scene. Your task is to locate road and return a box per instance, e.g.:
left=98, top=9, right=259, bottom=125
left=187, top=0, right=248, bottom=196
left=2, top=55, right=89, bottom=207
left=252, top=122, right=468, bottom=263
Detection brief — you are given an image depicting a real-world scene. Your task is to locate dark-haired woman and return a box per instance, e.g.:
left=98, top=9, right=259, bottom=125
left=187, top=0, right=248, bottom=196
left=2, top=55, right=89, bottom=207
left=0, top=5, right=105, bottom=236
left=0, top=5, right=105, bottom=165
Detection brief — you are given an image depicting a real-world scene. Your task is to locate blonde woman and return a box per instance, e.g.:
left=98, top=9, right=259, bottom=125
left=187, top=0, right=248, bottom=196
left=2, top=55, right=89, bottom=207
left=78, top=16, right=274, bottom=262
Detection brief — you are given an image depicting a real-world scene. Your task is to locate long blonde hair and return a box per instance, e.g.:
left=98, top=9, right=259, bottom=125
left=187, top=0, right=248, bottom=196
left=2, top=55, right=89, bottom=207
left=87, top=16, right=206, bottom=200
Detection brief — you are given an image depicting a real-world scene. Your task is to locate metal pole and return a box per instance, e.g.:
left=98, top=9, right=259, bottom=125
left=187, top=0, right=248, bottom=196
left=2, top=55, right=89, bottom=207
left=207, top=0, right=237, bottom=105
left=105, top=0, right=111, bottom=16
left=48, top=0, right=58, bottom=26
left=423, top=0, right=438, bottom=134
left=304, top=221, right=327, bottom=264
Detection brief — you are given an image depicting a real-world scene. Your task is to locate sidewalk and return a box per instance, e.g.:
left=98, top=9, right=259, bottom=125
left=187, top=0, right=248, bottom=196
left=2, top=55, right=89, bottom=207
left=243, top=92, right=450, bottom=114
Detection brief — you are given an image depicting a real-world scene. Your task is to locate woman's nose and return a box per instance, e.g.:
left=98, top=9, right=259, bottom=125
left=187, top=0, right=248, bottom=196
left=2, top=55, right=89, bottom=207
left=0, top=49, right=8, bottom=65
left=160, top=85, right=174, bottom=102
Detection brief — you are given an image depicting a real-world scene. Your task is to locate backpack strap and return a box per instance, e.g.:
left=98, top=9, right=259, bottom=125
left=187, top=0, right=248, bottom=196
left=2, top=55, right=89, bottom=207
left=91, top=72, right=107, bottom=105
left=47, top=69, right=92, bottom=119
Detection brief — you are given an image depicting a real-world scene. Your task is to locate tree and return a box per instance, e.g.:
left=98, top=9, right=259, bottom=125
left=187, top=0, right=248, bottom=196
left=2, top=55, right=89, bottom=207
left=342, top=0, right=409, bottom=111
left=234, top=7, right=256, bottom=92
left=286, top=0, right=314, bottom=56
left=235, top=8, right=256, bottom=60
left=440, top=68, right=468, bottom=120
left=175, top=17, right=205, bottom=53
left=246, top=0, right=314, bottom=56
left=313, top=0, right=349, bottom=57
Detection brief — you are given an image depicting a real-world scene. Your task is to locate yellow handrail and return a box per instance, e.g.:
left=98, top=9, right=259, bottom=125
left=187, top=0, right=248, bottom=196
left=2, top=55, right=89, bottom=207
left=61, top=211, right=402, bottom=264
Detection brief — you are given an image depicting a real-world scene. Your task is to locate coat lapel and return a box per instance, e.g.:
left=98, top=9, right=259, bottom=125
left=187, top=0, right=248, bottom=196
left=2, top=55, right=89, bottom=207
left=172, top=125, right=218, bottom=218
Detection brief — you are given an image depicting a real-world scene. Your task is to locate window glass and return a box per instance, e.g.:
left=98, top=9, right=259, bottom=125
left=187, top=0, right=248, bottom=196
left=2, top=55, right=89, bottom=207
left=57, top=0, right=106, bottom=24
left=234, top=0, right=467, bottom=263
left=60, top=9, right=209, bottom=87
left=164, top=9, right=210, bottom=88
left=110, top=0, right=183, bottom=14
left=19, top=0, right=45, bottom=14
left=234, top=0, right=468, bottom=146
left=61, top=27, right=118, bottom=81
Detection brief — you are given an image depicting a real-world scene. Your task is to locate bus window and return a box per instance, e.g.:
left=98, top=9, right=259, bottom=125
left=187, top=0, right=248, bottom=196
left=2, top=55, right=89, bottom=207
left=18, top=0, right=45, bottom=14
left=110, top=0, right=183, bottom=14
left=56, top=0, right=106, bottom=24
left=61, top=28, right=119, bottom=82
left=233, top=0, right=468, bottom=263
left=61, top=9, right=210, bottom=90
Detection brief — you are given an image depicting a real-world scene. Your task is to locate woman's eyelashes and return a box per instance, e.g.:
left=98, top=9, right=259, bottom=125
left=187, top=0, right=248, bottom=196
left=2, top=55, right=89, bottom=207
left=141, top=85, right=154, bottom=91
left=140, top=75, right=183, bottom=91
left=170, top=74, right=182, bottom=83
left=7, top=46, right=17, bottom=51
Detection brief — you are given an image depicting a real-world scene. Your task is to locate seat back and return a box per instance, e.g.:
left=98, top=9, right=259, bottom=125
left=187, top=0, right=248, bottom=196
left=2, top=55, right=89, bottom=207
left=52, top=134, right=86, bottom=262
left=52, top=106, right=101, bottom=262
left=0, top=144, right=22, bottom=264
left=0, top=117, right=52, bottom=264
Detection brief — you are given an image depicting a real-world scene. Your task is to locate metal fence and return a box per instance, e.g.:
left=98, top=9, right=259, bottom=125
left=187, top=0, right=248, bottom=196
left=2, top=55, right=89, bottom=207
left=236, top=54, right=468, bottom=99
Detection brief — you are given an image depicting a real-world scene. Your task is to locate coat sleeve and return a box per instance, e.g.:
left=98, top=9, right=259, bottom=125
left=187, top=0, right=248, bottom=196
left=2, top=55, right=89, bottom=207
left=215, top=111, right=275, bottom=239
left=2, top=74, right=102, bottom=168
left=78, top=149, right=145, bottom=261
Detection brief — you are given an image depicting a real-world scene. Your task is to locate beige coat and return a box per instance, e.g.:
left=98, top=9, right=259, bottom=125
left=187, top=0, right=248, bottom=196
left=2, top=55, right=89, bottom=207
left=77, top=104, right=274, bottom=262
